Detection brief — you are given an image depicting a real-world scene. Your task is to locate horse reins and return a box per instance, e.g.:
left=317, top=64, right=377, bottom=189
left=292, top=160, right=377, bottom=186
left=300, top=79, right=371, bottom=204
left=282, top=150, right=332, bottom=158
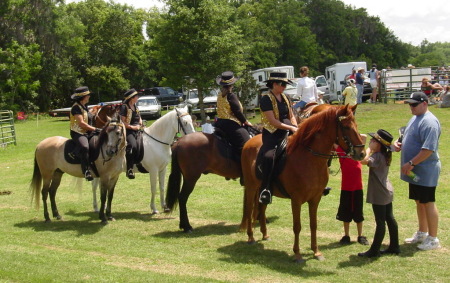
left=305, top=115, right=364, bottom=159
left=100, top=121, right=126, bottom=164
left=143, top=109, right=190, bottom=146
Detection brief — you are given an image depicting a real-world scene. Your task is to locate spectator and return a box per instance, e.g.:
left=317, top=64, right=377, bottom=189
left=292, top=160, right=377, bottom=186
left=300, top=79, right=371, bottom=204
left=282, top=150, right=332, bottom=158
left=420, top=77, right=443, bottom=98
left=355, top=67, right=365, bottom=104
left=342, top=79, right=358, bottom=106
left=368, top=64, right=380, bottom=103
left=201, top=116, right=214, bottom=134
left=395, top=92, right=441, bottom=251
left=293, top=66, right=321, bottom=112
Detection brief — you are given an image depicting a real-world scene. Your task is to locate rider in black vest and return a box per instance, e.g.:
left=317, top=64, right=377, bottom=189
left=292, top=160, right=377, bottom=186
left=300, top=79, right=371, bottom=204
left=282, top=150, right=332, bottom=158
left=70, top=86, right=98, bottom=181
left=214, top=71, right=252, bottom=154
left=120, top=88, right=143, bottom=179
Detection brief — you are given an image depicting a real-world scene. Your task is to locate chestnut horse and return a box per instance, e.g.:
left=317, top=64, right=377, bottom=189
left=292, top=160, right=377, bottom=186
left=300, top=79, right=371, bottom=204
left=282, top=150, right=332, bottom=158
left=239, top=104, right=365, bottom=263
left=30, top=115, right=126, bottom=224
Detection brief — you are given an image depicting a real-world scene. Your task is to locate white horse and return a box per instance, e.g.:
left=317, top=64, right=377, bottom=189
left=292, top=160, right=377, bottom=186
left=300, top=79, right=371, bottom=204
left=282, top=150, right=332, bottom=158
left=91, top=106, right=195, bottom=214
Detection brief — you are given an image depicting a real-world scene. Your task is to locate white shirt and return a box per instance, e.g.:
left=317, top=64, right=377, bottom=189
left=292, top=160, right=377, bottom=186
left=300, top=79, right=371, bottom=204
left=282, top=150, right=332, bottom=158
left=295, top=77, right=319, bottom=103
left=201, top=123, right=214, bottom=134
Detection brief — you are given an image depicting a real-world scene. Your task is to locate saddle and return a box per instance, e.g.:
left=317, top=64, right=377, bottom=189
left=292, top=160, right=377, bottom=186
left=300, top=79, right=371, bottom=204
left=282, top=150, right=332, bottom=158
left=297, top=102, right=319, bottom=121
left=64, top=134, right=101, bottom=177
left=134, top=131, right=149, bottom=174
left=212, top=127, right=241, bottom=163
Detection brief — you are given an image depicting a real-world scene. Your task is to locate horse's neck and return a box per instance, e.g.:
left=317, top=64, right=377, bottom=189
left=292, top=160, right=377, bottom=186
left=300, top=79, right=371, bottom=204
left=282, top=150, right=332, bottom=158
left=145, top=111, right=177, bottom=142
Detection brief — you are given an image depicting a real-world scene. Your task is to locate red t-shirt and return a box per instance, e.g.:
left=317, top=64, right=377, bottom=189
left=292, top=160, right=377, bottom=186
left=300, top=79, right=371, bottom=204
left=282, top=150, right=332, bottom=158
left=337, top=146, right=363, bottom=191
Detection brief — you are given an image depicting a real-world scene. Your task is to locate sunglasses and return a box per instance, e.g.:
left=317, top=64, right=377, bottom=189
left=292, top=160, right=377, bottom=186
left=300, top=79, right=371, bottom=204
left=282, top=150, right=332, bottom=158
left=409, top=102, right=421, bottom=107
left=277, top=82, right=287, bottom=87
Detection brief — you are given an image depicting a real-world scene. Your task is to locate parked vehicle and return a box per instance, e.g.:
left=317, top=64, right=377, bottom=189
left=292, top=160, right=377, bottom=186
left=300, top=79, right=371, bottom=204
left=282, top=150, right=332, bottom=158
left=180, top=88, right=219, bottom=115
left=324, top=62, right=371, bottom=103
left=48, top=100, right=122, bottom=117
left=138, top=87, right=182, bottom=107
left=283, top=77, right=330, bottom=101
left=137, top=95, right=161, bottom=119
left=250, top=66, right=295, bottom=91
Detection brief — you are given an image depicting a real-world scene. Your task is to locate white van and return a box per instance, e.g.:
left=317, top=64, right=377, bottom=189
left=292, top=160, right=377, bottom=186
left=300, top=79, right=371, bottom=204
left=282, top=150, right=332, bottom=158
left=324, top=62, right=369, bottom=103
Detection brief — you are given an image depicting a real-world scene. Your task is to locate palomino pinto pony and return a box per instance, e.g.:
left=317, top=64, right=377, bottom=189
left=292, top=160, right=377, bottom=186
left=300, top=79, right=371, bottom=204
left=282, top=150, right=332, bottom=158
left=240, top=104, right=365, bottom=263
left=90, top=106, right=195, bottom=214
left=30, top=115, right=126, bottom=224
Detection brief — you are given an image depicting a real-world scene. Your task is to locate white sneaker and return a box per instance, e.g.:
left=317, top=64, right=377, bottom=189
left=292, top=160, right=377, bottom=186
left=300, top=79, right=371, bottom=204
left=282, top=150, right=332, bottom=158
left=417, top=236, right=441, bottom=250
left=405, top=231, right=428, bottom=244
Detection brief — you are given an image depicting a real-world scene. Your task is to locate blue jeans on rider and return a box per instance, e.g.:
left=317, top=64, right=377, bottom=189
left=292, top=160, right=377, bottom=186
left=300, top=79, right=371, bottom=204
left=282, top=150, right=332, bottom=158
left=294, top=100, right=307, bottom=111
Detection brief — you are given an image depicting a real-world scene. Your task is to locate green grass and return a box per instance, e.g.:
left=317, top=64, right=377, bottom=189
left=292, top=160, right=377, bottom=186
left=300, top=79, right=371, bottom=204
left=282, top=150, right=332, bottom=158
left=0, top=103, right=449, bottom=282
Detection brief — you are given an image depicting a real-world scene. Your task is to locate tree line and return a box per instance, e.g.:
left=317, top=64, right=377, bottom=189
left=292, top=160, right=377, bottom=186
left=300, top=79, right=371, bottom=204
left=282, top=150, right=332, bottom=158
left=1, top=0, right=449, bottom=114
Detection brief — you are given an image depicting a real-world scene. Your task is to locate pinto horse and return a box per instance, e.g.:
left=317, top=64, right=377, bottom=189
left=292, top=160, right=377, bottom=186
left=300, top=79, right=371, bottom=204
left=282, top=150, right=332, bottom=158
left=30, top=115, right=126, bottom=224
left=239, top=104, right=365, bottom=263
left=165, top=129, right=245, bottom=232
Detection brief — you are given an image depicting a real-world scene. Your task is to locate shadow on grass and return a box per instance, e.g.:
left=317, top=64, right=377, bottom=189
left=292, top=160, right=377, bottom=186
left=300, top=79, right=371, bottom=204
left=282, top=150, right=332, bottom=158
left=153, top=222, right=240, bottom=238
left=15, top=209, right=176, bottom=236
left=336, top=243, right=420, bottom=268
left=217, top=241, right=336, bottom=277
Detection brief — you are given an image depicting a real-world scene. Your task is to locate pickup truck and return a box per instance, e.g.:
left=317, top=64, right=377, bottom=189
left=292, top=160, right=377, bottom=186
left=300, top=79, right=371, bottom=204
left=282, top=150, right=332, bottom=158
left=138, top=87, right=182, bottom=107
left=180, top=88, right=219, bottom=116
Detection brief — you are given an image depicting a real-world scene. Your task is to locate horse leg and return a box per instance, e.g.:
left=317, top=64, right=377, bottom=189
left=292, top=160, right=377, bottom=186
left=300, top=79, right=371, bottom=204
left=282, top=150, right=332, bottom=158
left=148, top=169, right=159, bottom=214
left=41, top=181, right=51, bottom=222
left=258, top=203, right=270, bottom=241
left=48, top=172, right=63, bottom=220
left=99, top=183, right=108, bottom=225
left=309, top=199, right=324, bottom=261
left=291, top=200, right=305, bottom=263
left=92, top=178, right=99, bottom=212
left=159, top=167, right=170, bottom=213
left=105, top=178, right=118, bottom=221
left=240, top=186, right=257, bottom=243
left=178, top=177, right=199, bottom=232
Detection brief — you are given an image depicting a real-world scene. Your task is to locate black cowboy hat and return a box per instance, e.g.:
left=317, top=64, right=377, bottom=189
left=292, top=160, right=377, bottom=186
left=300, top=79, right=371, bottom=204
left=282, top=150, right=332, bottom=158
left=216, top=71, right=239, bottom=86
left=368, top=129, right=393, bottom=150
left=264, top=72, right=293, bottom=85
left=71, top=86, right=91, bottom=100
left=123, top=88, right=139, bottom=103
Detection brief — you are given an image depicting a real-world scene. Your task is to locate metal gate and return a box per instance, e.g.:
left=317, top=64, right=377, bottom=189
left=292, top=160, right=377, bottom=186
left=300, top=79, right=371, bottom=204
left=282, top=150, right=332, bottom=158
left=0, top=110, right=17, bottom=147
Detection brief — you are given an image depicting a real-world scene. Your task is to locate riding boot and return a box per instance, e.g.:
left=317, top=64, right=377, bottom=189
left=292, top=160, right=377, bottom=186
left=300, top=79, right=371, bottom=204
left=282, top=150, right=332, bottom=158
left=125, top=148, right=135, bottom=179
left=81, top=158, right=93, bottom=181
left=259, top=155, right=274, bottom=205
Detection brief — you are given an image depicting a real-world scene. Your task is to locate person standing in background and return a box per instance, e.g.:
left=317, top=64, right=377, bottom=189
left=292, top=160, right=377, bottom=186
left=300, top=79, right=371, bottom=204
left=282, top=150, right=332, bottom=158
left=368, top=64, right=380, bottom=103
left=355, top=67, right=365, bottom=104
left=342, top=79, right=358, bottom=106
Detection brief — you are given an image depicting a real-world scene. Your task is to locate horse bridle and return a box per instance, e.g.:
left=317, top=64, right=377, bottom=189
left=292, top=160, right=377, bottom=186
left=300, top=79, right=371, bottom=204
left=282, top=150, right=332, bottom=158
left=143, top=109, right=191, bottom=146
left=305, top=115, right=364, bottom=159
left=100, top=121, right=126, bottom=164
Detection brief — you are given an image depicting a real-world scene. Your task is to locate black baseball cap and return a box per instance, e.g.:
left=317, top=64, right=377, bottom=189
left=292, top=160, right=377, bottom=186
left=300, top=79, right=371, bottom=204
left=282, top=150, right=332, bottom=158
left=404, top=92, right=428, bottom=104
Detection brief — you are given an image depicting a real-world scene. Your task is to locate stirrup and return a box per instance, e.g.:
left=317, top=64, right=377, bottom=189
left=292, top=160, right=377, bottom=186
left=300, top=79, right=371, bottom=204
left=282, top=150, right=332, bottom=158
left=259, top=188, right=272, bottom=205
left=84, top=170, right=93, bottom=181
left=126, top=169, right=135, bottom=179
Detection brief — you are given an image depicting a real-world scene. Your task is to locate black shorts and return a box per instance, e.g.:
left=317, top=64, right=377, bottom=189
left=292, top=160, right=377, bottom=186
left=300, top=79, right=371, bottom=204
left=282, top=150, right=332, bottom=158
left=336, top=190, right=364, bottom=223
left=409, top=183, right=436, bottom=203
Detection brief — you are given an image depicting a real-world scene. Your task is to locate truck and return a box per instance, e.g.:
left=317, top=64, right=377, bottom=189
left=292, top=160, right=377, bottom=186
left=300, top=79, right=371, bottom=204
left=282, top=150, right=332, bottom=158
left=323, top=61, right=371, bottom=103
left=250, top=66, right=295, bottom=90
left=138, top=87, right=182, bottom=107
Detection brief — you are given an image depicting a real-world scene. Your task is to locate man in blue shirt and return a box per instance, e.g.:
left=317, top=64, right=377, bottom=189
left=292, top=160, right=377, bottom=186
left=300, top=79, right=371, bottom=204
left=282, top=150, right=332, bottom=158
left=355, top=67, right=365, bottom=104
left=394, top=92, right=441, bottom=250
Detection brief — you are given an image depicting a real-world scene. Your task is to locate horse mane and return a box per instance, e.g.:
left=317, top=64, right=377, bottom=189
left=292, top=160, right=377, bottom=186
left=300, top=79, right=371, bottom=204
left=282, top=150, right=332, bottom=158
left=146, top=108, right=176, bottom=134
left=287, top=106, right=340, bottom=154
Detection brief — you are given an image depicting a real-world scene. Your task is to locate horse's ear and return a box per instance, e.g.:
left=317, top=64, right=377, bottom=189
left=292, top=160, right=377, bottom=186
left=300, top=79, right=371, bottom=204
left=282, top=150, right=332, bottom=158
left=350, top=104, right=357, bottom=113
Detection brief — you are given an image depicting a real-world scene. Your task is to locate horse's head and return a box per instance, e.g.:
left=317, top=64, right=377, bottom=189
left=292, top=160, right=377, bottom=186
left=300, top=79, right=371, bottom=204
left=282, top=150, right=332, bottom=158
left=102, top=114, right=125, bottom=157
left=336, top=104, right=365, bottom=160
left=174, top=106, right=195, bottom=136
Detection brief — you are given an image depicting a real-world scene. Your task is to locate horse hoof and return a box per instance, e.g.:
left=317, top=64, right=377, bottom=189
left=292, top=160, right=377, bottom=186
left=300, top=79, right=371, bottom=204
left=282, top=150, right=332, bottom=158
left=316, top=254, right=325, bottom=261
left=293, top=258, right=306, bottom=264
left=151, top=211, right=159, bottom=215
left=108, top=217, right=115, bottom=221
left=101, top=220, right=109, bottom=225
left=183, top=228, right=193, bottom=233
left=44, top=219, right=51, bottom=223
left=262, top=236, right=270, bottom=241
left=55, top=215, right=62, bottom=220
left=164, top=208, right=171, bottom=213
left=247, top=240, right=256, bottom=245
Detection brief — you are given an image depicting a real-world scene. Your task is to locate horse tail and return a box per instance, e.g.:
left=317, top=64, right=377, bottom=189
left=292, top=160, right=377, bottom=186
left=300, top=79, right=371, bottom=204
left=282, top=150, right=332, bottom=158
left=29, top=155, right=42, bottom=210
left=166, top=145, right=182, bottom=211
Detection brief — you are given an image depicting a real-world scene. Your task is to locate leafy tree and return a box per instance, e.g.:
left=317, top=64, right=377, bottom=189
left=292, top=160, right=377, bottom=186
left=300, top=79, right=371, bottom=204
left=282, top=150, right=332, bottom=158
left=153, top=0, right=246, bottom=121
left=85, top=65, right=129, bottom=102
left=0, top=41, right=42, bottom=112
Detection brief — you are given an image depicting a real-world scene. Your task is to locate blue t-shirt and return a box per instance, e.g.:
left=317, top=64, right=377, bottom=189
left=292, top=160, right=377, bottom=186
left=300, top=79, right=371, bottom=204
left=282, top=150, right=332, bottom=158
left=355, top=73, right=364, bottom=85
left=400, top=111, right=441, bottom=186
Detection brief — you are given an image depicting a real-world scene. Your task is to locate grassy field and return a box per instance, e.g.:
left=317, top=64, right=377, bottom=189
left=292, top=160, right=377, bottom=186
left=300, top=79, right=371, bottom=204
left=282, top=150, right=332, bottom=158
left=0, top=103, right=448, bottom=282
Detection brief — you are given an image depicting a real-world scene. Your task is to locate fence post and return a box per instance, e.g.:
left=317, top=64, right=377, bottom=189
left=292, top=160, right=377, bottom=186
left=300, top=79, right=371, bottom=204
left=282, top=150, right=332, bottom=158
left=0, top=110, right=17, bottom=147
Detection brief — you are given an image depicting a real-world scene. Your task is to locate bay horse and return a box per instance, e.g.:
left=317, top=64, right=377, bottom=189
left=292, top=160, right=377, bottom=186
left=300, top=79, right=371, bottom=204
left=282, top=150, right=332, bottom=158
left=30, top=114, right=126, bottom=224
left=240, top=104, right=365, bottom=263
left=91, top=106, right=195, bottom=214
left=165, top=128, right=249, bottom=232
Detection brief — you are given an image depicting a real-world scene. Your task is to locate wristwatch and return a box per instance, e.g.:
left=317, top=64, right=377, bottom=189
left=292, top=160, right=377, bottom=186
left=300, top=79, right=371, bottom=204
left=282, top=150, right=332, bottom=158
left=408, top=160, right=415, bottom=166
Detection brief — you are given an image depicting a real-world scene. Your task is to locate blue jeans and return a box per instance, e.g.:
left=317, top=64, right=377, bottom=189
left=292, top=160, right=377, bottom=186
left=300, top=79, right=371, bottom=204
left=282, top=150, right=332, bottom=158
left=294, top=100, right=307, bottom=110
left=356, top=84, right=364, bottom=104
